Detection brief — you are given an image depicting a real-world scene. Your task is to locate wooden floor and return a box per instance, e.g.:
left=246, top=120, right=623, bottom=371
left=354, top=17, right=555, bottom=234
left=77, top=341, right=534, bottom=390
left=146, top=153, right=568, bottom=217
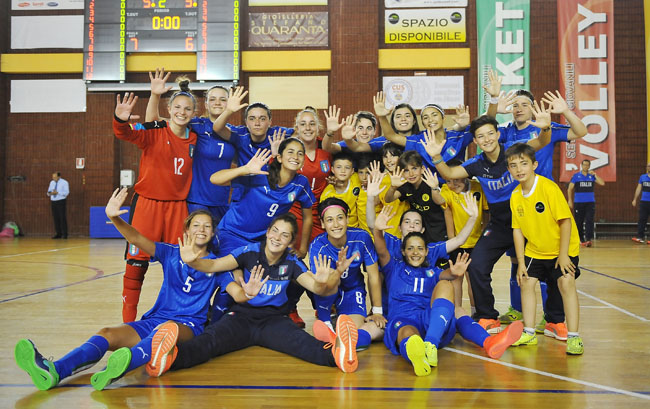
left=1, top=237, right=649, bottom=408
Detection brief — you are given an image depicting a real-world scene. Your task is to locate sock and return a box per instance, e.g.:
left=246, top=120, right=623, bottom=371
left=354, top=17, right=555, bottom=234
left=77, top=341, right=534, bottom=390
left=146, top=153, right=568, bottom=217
left=510, top=264, right=522, bottom=311
left=456, top=315, right=489, bottom=347
left=470, top=306, right=476, bottom=316
left=567, top=331, right=580, bottom=338
left=540, top=281, right=548, bottom=306
left=398, top=338, right=410, bottom=362
left=357, top=329, right=371, bottom=349
left=123, top=260, right=149, bottom=322
left=524, top=327, right=535, bottom=335
left=424, top=298, right=454, bottom=345
left=54, top=335, right=109, bottom=380
left=126, top=334, right=154, bottom=373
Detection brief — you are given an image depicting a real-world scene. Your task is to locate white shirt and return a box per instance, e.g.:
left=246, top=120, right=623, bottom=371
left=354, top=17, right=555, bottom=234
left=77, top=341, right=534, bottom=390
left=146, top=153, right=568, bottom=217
left=47, top=178, right=69, bottom=201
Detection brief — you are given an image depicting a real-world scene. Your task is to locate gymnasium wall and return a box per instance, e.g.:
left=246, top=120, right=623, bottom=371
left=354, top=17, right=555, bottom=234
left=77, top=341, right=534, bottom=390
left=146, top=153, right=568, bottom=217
left=0, top=0, right=646, bottom=236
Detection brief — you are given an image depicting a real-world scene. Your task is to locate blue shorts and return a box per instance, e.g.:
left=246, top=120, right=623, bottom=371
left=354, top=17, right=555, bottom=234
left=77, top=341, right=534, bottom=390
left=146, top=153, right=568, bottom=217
left=505, top=246, right=516, bottom=258
left=187, top=202, right=229, bottom=227
left=215, top=229, right=259, bottom=256
left=127, top=316, right=204, bottom=339
left=314, top=286, right=367, bottom=322
left=384, top=310, right=457, bottom=355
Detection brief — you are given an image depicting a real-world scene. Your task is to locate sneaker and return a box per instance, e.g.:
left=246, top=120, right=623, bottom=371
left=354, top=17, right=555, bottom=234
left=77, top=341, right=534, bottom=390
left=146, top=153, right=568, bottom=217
left=405, top=335, right=431, bottom=377
left=332, top=314, right=358, bottom=373
left=580, top=241, right=588, bottom=247
left=483, top=320, right=523, bottom=359
left=584, top=241, right=593, bottom=247
left=512, top=331, right=538, bottom=346
left=91, top=347, right=131, bottom=391
left=423, top=341, right=438, bottom=367
left=544, top=322, right=568, bottom=341
left=14, top=339, right=60, bottom=391
left=313, top=319, right=336, bottom=344
left=498, top=306, right=523, bottom=324
left=146, top=322, right=179, bottom=377
left=288, top=309, right=305, bottom=329
left=631, top=237, right=645, bottom=243
left=566, top=336, right=584, bottom=355
left=478, top=318, right=502, bottom=334
left=535, top=317, right=547, bottom=334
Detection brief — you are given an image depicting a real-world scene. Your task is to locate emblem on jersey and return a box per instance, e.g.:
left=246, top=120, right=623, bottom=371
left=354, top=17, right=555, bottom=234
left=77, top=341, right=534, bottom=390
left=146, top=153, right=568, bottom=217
left=446, top=147, right=457, bottom=157
left=353, top=251, right=361, bottom=261
left=426, top=269, right=434, bottom=277
left=279, top=265, right=288, bottom=276
left=473, top=192, right=481, bottom=202
left=483, top=229, right=492, bottom=237
left=320, top=160, right=330, bottom=173
left=288, top=192, right=296, bottom=202
left=189, top=144, right=195, bottom=158
left=529, top=131, right=538, bottom=140
left=517, top=205, right=524, bottom=217
left=535, top=202, right=545, bottom=213
left=422, top=193, right=430, bottom=202
left=128, top=244, right=139, bottom=256
left=352, top=187, right=360, bottom=196
left=394, top=321, right=402, bottom=328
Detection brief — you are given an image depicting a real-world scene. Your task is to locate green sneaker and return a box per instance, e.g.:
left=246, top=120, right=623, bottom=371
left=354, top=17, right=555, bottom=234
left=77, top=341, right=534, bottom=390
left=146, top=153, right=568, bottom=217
left=405, top=335, right=431, bottom=377
left=566, top=337, right=584, bottom=355
left=14, top=339, right=59, bottom=391
left=498, top=306, right=523, bottom=324
left=423, top=341, right=438, bottom=367
left=512, top=332, right=538, bottom=346
left=535, top=317, right=547, bottom=334
left=90, top=347, right=131, bottom=391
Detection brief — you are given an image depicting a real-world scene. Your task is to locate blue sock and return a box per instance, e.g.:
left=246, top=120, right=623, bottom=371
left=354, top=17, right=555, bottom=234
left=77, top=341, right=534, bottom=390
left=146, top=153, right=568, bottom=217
left=54, top=335, right=109, bottom=379
left=357, top=329, right=371, bottom=349
left=510, top=264, right=522, bottom=311
left=398, top=338, right=410, bottom=362
left=126, top=334, right=154, bottom=373
left=456, top=315, right=489, bottom=347
left=540, top=281, right=548, bottom=307
left=424, top=298, right=454, bottom=346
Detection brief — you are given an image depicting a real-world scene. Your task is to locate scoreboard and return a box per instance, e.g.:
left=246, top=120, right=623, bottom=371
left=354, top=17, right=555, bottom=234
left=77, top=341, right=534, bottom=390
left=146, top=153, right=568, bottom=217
left=83, top=0, right=240, bottom=81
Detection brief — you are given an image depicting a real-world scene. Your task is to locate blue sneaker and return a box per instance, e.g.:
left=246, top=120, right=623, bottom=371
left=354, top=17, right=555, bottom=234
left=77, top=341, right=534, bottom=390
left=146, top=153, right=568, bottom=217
left=14, top=339, right=59, bottom=391
left=91, top=347, right=132, bottom=391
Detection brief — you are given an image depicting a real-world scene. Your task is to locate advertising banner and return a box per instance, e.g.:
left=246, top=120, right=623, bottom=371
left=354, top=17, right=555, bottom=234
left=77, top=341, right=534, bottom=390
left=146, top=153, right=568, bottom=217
left=385, top=0, right=468, bottom=7
left=382, top=76, right=464, bottom=109
left=385, top=8, right=465, bottom=43
left=249, top=12, right=328, bottom=47
left=12, top=0, right=84, bottom=10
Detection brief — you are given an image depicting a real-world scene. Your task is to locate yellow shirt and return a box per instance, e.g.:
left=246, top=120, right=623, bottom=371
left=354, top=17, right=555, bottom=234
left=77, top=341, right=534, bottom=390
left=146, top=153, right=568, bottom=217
left=320, top=173, right=361, bottom=228
left=440, top=180, right=488, bottom=248
left=377, top=174, right=409, bottom=238
left=510, top=175, right=580, bottom=259
left=357, top=188, right=371, bottom=235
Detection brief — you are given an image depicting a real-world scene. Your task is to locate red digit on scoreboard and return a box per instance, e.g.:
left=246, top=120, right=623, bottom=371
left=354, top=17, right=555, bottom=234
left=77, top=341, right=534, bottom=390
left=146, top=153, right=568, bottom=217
left=185, top=0, right=193, bottom=7
left=142, top=0, right=151, bottom=8
left=185, top=37, right=194, bottom=51
left=130, top=37, right=139, bottom=51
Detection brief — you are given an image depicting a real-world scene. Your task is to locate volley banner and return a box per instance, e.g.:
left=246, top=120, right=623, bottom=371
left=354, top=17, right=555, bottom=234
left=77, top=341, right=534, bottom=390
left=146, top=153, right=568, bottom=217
left=477, top=0, right=530, bottom=124
left=558, top=0, right=616, bottom=182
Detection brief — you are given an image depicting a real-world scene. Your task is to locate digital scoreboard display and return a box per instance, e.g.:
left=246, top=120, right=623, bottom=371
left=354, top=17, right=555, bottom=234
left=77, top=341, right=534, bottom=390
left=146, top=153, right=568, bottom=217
left=83, top=0, right=240, bottom=81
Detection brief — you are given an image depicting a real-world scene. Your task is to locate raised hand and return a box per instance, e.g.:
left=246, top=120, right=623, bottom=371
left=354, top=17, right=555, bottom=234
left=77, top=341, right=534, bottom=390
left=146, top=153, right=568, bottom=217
left=482, top=68, right=502, bottom=98
left=340, top=114, right=356, bottom=141
left=178, top=232, right=201, bottom=264
left=268, top=129, right=286, bottom=157
left=324, top=105, right=343, bottom=135
left=373, top=91, right=392, bottom=117
left=226, top=86, right=249, bottom=113
left=449, top=251, right=471, bottom=277
left=459, top=191, right=479, bottom=218
left=239, top=264, right=269, bottom=298
left=149, top=67, right=173, bottom=96
left=389, top=166, right=406, bottom=188
left=366, top=162, right=385, bottom=197
left=375, top=205, right=396, bottom=232
left=541, top=90, right=570, bottom=115
left=453, top=105, right=470, bottom=129
left=115, top=92, right=140, bottom=121
left=106, top=188, right=129, bottom=218
left=335, top=245, right=356, bottom=276
left=313, top=253, right=335, bottom=284
left=497, top=90, right=516, bottom=114
left=244, top=149, right=272, bottom=175
left=526, top=100, right=551, bottom=129
left=421, top=168, right=440, bottom=190
left=420, top=129, right=445, bottom=159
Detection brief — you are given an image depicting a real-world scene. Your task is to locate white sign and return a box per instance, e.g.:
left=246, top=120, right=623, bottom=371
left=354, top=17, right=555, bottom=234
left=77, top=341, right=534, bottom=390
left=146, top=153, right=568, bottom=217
left=11, top=16, right=83, bottom=49
left=382, top=76, right=464, bottom=109
left=76, top=158, right=85, bottom=170
left=11, top=80, right=87, bottom=113
left=12, top=0, right=84, bottom=10
left=250, top=0, right=327, bottom=5
left=385, top=0, right=467, bottom=8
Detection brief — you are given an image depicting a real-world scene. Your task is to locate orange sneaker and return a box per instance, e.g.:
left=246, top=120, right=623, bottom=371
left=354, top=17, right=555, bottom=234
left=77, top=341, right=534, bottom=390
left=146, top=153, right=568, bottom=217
left=146, top=322, right=179, bottom=377
left=288, top=309, right=305, bottom=329
left=483, top=320, right=523, bottom=359
left=478, top=318, right=502, bottom=334
left=313, top=320, right=336, bottom=344
left=544, top=322, right=568, bottom=341
left=332, top=314, right=358, bottom=373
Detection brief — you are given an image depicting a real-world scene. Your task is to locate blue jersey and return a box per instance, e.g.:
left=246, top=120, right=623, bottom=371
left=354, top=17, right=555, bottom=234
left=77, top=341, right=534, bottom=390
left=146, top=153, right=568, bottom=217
left=383, top=257, right=442, bottom=319
left=337, top=136, right=387, bottom=153
left=498, top=122, right=570, bottom=180
left=232, top=241, right=307, bottom=308
left=640, top=174, right=650, bottom=202
left=142, top=242, right=228, bottom=323
left=570, top=172, right=596, bottom=203
left=309, top=228, right=378, bottom=291
left=462, top=140, right=523, bottom=226
left=383, top=234, right=448, bottom=266
left=186, top=117, right=236, bottom=206
left=218, top=173, right=315, bottom=240
left=405, top=130, right=473, bottom=182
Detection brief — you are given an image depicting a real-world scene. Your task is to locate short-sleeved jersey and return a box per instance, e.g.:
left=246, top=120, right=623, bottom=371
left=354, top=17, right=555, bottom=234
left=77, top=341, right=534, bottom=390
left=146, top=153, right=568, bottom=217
left=218, top=173, right=315, bottom=239
left=186, top=117, right=236, bottom=206
left=462, top=140, right=523, bottom=226
left=309, top=228, right=378, bottom=291
left=320, top=173, right=362, bottom=228
left=397, top=182, right=446, bottom=243
left=383, top=257, right=442, bottom=318
left=405, top=130, right=473, bottom=182
left=569, top=172, right=596, bottom=203
left=337, top=136, right=387, bottom=153
left=142, top=242, right=226, bottom=323
left=498, top=122, right=570, bottom=180
left=640, top=174, right=650, bottom=202
left=440, top=180, right=488, bottom=249
left=383, top=232, right=448, bottom=266
left=114, top=118, right=196, bottom=200
left=510, top=175, right=580, bottom=259
left=377, top=174, right=410, bottom=238
left=228, top=125, right=295, bottom=166
left=231, top=241, right=308, bottom=308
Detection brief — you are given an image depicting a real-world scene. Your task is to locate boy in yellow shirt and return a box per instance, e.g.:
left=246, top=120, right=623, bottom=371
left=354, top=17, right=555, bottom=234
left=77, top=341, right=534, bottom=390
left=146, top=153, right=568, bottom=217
left=506, top=143, right=583, bottom=355
left=320, top=151, right=362, bottom=228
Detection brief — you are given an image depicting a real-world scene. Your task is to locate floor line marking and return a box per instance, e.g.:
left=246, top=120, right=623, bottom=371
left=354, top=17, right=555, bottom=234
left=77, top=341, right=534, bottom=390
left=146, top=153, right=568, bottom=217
left=579, top=266, right=650, bottom=291
left=0, top=245, right=93, bottom=259
left=577, top=290, right=649, bottom=322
